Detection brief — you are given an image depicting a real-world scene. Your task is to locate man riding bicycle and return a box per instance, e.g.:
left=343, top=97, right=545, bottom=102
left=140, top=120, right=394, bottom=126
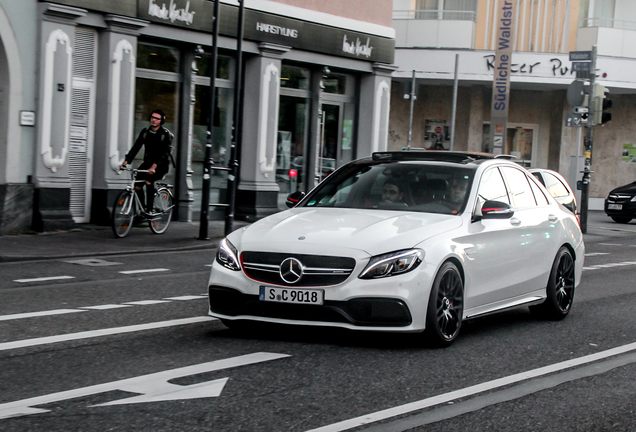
left=119, top=109, right=174, bottom=215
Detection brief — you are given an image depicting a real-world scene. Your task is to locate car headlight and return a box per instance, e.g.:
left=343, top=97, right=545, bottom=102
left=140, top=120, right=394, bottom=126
left=359, top=249, right=423, bottom=279
left=631, top=196, right=636, bottom=202
left=216, top=238, right=241, bottom=271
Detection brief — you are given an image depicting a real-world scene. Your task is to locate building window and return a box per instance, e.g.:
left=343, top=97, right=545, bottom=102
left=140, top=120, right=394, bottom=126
left=136, top=44, right=179, bottom=73
left=134, top=43, right=181, bottom=186
left=191, top=53, right=234, bottom=216
left=322, top=73, right=347, bottom=95
left=281, top=66, right=310, bottom=90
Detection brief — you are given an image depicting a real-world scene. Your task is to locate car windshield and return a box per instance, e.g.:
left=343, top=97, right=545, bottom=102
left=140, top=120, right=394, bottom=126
left=300, top=161, right=475, bottom=215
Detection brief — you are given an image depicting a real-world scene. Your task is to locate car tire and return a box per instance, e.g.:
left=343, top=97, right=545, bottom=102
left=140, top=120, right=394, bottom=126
left=529, top=247, right=575, bottom=320
left=424, top=261, right=464, bottom=347
left=611, top=216, right=632, bottom=224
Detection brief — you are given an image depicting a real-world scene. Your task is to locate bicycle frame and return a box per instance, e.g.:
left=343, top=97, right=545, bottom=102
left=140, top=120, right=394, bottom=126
left=119, top=168, right=151, bottom=216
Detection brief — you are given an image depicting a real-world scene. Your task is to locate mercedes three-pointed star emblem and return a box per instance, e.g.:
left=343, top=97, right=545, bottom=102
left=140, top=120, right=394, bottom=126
left=279, top=257, right=303, bottom=284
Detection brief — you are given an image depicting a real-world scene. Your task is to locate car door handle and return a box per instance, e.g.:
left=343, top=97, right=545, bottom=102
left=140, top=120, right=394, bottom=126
left=548, top=214, right=559, bottom=223
left=510, top=217, right=521, bottom=226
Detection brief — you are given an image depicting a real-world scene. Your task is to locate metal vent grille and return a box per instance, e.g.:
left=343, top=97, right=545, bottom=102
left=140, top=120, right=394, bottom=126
left=73, top=27, right=96, bottom=80
left=241, top=252, right=356, bottom=287
left=69, top=87, right=90, bottom=218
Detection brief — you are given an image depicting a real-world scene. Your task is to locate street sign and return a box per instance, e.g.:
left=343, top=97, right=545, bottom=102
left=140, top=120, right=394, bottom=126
left=569, top=51, right=592, bottom=61
left=565, top=111, right=586, bottom=127
left=567, top=80, right=586, bottom=106
left=572, top=61, right=591, bottom=72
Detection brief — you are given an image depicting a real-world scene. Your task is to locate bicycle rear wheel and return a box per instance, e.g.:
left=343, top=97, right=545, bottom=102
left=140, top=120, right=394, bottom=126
left=112, top=191, right=135, bottom=238
left=149, top=187, right=173, bottom=234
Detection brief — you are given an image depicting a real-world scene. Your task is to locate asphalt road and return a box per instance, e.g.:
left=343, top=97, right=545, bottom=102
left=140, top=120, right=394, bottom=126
left=2, top=213, right=636, bottom=431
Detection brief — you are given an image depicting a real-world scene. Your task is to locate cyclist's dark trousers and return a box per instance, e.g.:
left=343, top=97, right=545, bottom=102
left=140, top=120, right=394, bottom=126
left=136, top=162, right=167, bottom=212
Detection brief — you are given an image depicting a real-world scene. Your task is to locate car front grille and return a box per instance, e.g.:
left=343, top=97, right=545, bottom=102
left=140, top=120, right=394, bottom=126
left=607, top=194, right=634, bottom=203
left=241, top=251, right=356, bottom=287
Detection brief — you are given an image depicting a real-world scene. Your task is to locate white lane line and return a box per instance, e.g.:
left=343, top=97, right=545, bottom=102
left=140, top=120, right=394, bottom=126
left=13, top=276, right=75, bottom=283
left=0, top=316, right=214, bottom=352
left=0, top=309, right=87, bottom=322
left=119, top=268, right=170, bottom=275
left=1, top=295, right=207, bottom=322
left=598, top=243, right=622, bottom=246
left=164, top=295, right=208, bottom=301
left=585, top=252, right=609, bottom=256
left=79, top=304, right=134, bottom=310
left=583, top=261, right=636, bottom=271
left=124, top=300, right=171, bottom=306
left=306, top=341, right=636, bottom=432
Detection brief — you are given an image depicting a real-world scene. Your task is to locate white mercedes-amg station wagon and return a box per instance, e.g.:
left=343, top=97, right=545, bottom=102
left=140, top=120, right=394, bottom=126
left=207, top=151, right=584, bottom=346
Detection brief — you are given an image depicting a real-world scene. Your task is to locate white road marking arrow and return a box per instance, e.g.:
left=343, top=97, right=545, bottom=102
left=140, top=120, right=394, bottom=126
left=0, top=352, right=290, bottom=419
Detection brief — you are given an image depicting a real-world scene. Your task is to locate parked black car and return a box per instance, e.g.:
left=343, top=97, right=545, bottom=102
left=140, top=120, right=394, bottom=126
left=529, top=168, right=577, bottom=215
left=604, top=181, right=636, bottom=223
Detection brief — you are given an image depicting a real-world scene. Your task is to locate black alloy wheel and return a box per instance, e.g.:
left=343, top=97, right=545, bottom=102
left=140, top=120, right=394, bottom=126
left=530, top=247, right=575, bottom=320
left=425, top=261, right=464, bottom=347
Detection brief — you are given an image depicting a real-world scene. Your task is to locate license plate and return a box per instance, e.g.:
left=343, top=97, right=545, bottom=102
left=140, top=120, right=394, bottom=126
left=608, top=204, right=622, bottom=210
left=259, top=285, right=324, bottom=305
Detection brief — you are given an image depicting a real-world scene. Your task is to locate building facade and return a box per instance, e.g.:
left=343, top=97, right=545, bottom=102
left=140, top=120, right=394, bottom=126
left=0, top=0, right=395, bottom=233
left=390, top=0, right=636, bottom=210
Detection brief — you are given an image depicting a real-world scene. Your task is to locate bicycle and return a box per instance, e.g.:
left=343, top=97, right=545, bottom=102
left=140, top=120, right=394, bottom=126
left=111, top=167, right=174, bottom=238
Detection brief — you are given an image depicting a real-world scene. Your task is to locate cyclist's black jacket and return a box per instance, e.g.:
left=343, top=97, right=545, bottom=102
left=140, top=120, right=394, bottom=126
left=125, top=126, right=173, bottom=174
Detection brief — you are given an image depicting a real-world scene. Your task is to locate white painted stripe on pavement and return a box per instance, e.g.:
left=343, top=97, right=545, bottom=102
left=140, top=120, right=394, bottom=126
left=0, top=316, right=214, bottom=352
left=79, top=304, right=134, bottom=310
left=119, top=268, right=170, bottom=275
left=585, top=252, right=609, bottom=256
left=13, top=276, right=75, bottom=283
left=124, top=300, right=171, bottom=305
left=164, top=295, right=208, bottom=301
left=306, top=341, right=636, bottom=432
left=0, top=309, right=87, bottom=322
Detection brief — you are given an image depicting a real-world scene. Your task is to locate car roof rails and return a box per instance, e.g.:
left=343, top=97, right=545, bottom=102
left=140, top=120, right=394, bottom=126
left=372, top=150, right=516, bottom=164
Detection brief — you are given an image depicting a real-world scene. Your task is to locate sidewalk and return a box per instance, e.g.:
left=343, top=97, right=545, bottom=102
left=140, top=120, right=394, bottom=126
left=0, top=220, right=248, bottom=263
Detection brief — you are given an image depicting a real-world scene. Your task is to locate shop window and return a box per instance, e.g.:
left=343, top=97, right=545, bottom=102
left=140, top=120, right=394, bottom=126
left=281, top=66, right=310, bottom=90
left=195, top=54, right=231, bottom=80
left=192, top=86, right=233, bottom=212
left=322, top=73, right=347, bottom=95
left=277, top=96, right=309, bottom=197
left=136, top=44, right=179, bottom=73
left=133, top=78, right=179, bottom=186
left=482, top=124, right=535, bottom=167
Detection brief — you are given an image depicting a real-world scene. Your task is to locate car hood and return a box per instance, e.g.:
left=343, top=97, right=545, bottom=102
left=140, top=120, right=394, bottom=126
left=228, top=208, right=463, bottom=257
left=609, top=181, right=636, bottom=195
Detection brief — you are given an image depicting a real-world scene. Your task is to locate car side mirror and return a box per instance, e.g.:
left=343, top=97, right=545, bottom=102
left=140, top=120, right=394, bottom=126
left=473, top=200, right=514, bottom=221
left=478, top=200, right=514, bottom=220
left=285, top=191, right=305, bottom=208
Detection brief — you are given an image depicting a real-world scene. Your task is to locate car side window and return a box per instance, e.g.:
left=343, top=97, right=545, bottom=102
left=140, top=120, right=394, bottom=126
left=543, top=172, right=570, bottom=198
left=528, top=176, right=550, bottom=206
left=476, top=167, right=509, bottom=206
left=500, top=166, right=537, bottom=209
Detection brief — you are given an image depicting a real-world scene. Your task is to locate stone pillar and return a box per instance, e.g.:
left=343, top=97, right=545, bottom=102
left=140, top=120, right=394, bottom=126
left=467, top=86, right=486, bottom=153
left=236, top=43, right=289, bottom=220
left=356, top=63, right=397, bottom=157
left=32, top=3, right=87, bottom=231
left=90, top=15, right=148, bottom=225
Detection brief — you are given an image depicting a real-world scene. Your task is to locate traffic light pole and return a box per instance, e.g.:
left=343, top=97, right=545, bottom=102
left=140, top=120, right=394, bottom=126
left=579, top=45, right=597, bottom=234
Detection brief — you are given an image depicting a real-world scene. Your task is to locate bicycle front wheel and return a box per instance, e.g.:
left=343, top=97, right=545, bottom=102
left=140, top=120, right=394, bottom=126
left=149, top=187, right=173, bottom=234
left=112, top=191, right=135, bottom=238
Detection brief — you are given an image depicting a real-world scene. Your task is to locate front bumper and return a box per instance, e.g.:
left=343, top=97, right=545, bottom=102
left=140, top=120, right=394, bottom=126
left=208, top=285, right=412, bottom=327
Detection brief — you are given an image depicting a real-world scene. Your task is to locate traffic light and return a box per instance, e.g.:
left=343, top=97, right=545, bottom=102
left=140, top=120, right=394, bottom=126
left=592, top=83, right=612, bottom=125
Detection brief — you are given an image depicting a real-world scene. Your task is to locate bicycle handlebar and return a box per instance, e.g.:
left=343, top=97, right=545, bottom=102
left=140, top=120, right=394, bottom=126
left=117, top=166, right=151, bottom=175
